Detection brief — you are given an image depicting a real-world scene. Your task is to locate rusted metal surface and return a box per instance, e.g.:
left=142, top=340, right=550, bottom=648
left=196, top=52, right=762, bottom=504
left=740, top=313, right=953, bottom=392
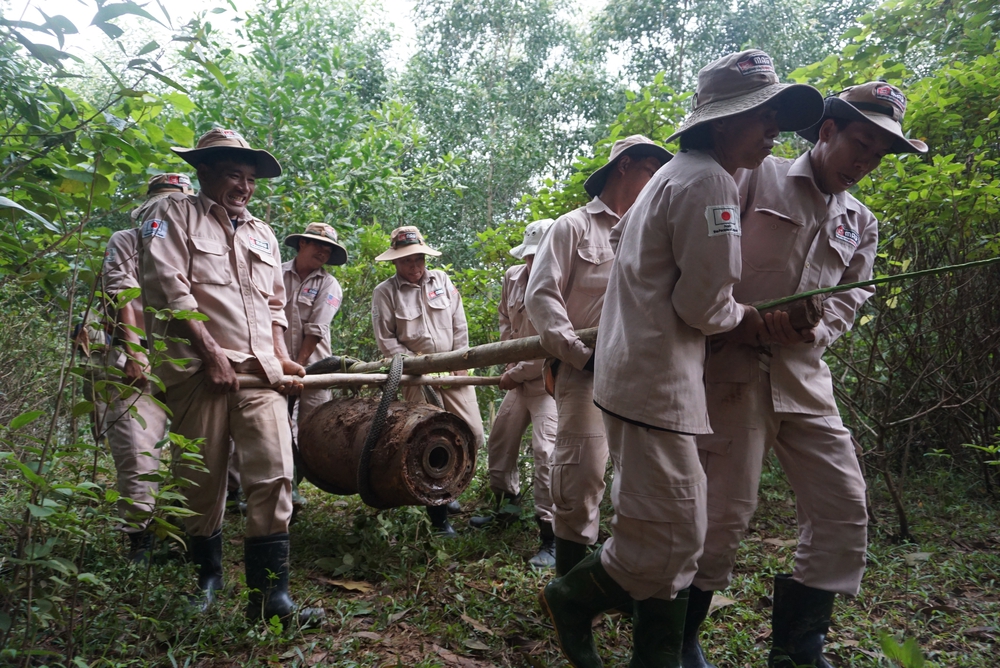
left=757, top=294, right=825, bottom=330
left=297, top=398, right=476, bottom=509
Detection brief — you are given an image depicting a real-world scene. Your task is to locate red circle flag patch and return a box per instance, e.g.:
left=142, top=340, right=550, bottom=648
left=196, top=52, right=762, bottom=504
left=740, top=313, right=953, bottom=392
left=705, top=206, right=741, bottom=237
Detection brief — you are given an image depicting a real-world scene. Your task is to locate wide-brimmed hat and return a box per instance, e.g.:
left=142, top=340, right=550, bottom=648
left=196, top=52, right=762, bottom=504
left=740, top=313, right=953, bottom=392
left=374, top=226, right=442, bottom=262
left=284, top=222, right=348, bottom=266
left=796, top=81, right=928, bottom=154
left=172, top=128, right=282, bottom=178
left=147, top=173, right=192, bottom=195
left=510, top=218, right=555, bottom=259
left=583, top=135, right=673, bottom=197
left=666, top=50, right=824, bottom=143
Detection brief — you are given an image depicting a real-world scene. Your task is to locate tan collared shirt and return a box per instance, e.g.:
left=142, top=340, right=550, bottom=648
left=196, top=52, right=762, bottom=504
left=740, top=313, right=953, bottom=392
left=138, top=192, right=288, bottom=388
left=706, top=153, right=878, bottom=415
left=499, top=263, right=544, bottom=383
left=282, top=260, right=342, bottom=365
left=103, top=228, right=146, bottom=333
left=524, top=197, right=618, bottom=370
left=371, top=269, right=468, bottom=357
left=594, top=149, right=745, bottom=434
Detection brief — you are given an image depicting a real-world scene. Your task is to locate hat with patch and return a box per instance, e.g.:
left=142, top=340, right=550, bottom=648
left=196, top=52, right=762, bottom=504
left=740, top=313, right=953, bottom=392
left=583, top=135, right=673, bottom=197
left=171, top=128, right=282, bottom=178
left=666, top=49, right=824, bottom=143
left=796, top=81, right=928, bottom=154
left=147, top=173, right=193, bottom=195
left=284, top=222, right=348, bottom=266
left=374, top=225, right=442, bottom=262
left=509, top=218, right=555, bottom=259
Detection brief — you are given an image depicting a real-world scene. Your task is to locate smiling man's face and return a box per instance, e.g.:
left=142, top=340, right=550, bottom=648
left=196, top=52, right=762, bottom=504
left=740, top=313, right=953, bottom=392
left=198, top=158, right=257, bottom=218
left=811, top=119, right=895, bottom=195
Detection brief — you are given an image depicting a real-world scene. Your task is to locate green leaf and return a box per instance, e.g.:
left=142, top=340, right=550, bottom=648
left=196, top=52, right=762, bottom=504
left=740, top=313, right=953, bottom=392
left=27, top=503, right=56, bottom=518
left=136, top=67, right=189, bottom=93
left=92, top=2, right=164, bottom=28
left=137, top=40, right=160, bottom=56
left=163, top=92, right=196, bottom=114
left=72, top=401, right=94, bottom=418
left=9, top=410, right=45, bottom=430
left=164, top=118, right=194, bottom=145
left=93, top=21, right=125, bottom=40
left=0, top=197, right=59, bottom=232
left=202, top=60, right=229, bottom=87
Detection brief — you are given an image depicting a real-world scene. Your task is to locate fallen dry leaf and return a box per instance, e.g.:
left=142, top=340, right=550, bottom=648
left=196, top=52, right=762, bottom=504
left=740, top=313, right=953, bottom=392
left=709, top=595, right=737, bottom=614
left=306, top=651, right=328, bottom=666
left=463, top=639, right=489, bottom=651
left=903, top=552, right=933, bottom=566
left=388, top=609, right=410, bottom=624
left=433, top=644, right=461, bottom=665
left=311, top=576, right=374, bottom=593
left=353, top=631, right=382, bottom=641
left=763, top=538, right=798, bottom=548
left=461, top=613, right=494, bottom=636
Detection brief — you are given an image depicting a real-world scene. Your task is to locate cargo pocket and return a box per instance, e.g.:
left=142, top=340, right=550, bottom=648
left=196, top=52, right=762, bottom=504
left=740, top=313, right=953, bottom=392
left=394, top=304, right=424, bottom=341
left=249, top=249, right=278, bottom=296
left=696, top=434, right=731, bottom=456
left=575, top=245, right=614, bottom=296
left=617, top=486, right=700, bottom=524
left=189, top=236, right=231, bottom=285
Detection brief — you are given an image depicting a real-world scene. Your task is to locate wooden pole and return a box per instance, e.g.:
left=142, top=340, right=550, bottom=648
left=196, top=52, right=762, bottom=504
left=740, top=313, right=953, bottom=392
left=236, top=373, right=502, bottom=390
left=346, top=328, right=598, bottom=375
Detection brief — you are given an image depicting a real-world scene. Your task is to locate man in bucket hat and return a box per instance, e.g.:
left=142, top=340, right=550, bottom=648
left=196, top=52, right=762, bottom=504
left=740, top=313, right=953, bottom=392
left=541, top=50, right=822, bottom=667
left=685, top=82, right=927, bottom=668
left=469, top=219, right=559, bottom=569
left=524, top=134, right=672, bottom=579
left=371, top=225, right=485, bottom=537
left=131, top=173, right=194, bottom=221
left=138, top=128, right=321, bottom=625
left=282, top=222, right=348, bottom=513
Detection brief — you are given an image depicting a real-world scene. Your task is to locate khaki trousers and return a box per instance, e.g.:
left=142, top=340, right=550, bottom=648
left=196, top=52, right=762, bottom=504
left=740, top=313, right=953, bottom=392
left=93, top=386, right=168, bottom=533
left=402, top=384, right=485, bottom=448
left=167, top=373, right=294, bottom=538
left=485, top=377, right=557, bottom=522
left=693, top=367, right=868, bottom=596
left=600, top=414, right=707, bottom=601
left=551, top=364, right=608, bottom=544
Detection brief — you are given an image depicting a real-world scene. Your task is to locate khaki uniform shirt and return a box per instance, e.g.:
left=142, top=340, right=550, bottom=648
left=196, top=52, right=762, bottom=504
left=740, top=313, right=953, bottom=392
left=524, top=197, right=618, bottom=370
left=372, top=269, right=468, bottom=356
left=499, top=264, right=544, bottom=383
left=138, top=192, right=288, bottom=388
left=282, top=260, right=342, bottom=366
left=593, top=149, right=745, bottom=434
left=103, top=228, right=146, bottom=334
left=706, top=153, right=878, bottom=415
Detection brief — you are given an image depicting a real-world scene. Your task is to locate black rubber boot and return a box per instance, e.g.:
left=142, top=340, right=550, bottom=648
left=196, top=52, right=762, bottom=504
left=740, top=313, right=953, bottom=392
left=629, top=589, right=689, bottom=668
left=539, top=545, right=632, bottom=668
left=681, top=586, right=717, bottom=668
left=768, top=574, right=835, bottom=668
left=555, top=536, right=589, bottom=576
left=128, top=531, right=154, bottom=565
left=188, top=530, right=224, bottom=612
left=528, top=517, right=556, bottom=569
left=469, top=490, right=521, bottom=528
left=244, top=533, right=324, bottom=626
left=446, top=499, right=462, bottom=514
left=426, top=504, right=457, bottom=538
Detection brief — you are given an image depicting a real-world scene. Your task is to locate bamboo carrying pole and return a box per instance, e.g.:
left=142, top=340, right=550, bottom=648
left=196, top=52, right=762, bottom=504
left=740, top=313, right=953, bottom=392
left=236, top=373, right=501, bottom=389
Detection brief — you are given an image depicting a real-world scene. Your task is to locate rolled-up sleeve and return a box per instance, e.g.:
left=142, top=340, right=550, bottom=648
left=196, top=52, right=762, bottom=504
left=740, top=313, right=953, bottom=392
left=267, top=230, right=288, bottom=330
left=304, top=275, right=341, bottom=339
left=669, top=176, right=745, bottom=336
left=139, top=199, right=198, bottom=313
left=812, top=211, right=878, bottom=348
left=525, top=218, right=591, bottom=369
left=103, top=230, right=140, bottom=296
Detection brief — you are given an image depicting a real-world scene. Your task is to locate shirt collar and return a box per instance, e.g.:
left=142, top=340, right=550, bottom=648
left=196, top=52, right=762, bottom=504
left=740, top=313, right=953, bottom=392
left=198, top=191, right=255, bottom=227
left=792, top=152, right=863, bottom=218
left=394, top=269, right=431, bottom=288
left=586, top=196, right=620, bottom=220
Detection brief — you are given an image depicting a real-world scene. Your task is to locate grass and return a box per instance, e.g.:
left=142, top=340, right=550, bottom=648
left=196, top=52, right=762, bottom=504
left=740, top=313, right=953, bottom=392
left=3, top=450, right=998, bottom=666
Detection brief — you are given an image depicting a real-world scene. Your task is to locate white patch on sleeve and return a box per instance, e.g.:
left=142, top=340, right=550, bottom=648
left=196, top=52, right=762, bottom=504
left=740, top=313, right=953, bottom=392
left=141, top=218, right=168, bottom=239
left=705, top=206, right=741, bottom=237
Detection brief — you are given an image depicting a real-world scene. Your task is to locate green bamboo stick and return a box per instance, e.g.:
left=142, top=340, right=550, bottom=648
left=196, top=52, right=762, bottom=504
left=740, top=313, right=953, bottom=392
left=755, top=256, right=1000, bottom=310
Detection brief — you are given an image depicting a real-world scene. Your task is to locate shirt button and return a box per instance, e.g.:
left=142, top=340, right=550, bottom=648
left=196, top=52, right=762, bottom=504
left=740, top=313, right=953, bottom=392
left=805, top=262, right=811, bottom=268
left=771, top=224, right=777, bottom=230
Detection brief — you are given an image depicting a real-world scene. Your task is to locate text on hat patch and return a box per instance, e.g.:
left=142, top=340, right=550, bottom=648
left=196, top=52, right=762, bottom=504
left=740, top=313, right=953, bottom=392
left=873, top=86, right=906, bottom=116
left=221, top=129, right=245, bottom=140
left=141, top=218, right=168, bottom=239
left=835, top=224, right=860, bottom=247
left=737, top=54, right=775, bottom=77
left=706, top=206, right=741, bottom=237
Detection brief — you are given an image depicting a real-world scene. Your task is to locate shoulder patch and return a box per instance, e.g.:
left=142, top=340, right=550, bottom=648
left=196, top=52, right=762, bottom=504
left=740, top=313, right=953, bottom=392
left=705, top=206, right=741, bottom=237
left=326, top=293, right=341, bottom=308
left=835, top=224, right=860, bottom=248
left=104, top=246, right=117, bottom=266
left=141, top=218, right=168, bottom=239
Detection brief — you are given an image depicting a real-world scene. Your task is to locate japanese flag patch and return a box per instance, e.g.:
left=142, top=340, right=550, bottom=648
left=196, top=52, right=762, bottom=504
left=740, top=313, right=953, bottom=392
left=104, top=246, right=117, bottom=266
left=706, top=206, right=741, bottom=237
left=141, top=218, right=168, bottom=239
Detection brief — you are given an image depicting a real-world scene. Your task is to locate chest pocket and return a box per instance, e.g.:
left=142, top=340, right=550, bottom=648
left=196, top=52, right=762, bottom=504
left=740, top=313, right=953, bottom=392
left=249, top=248, right=278, bottom=296
left=743, top=208, right=802, bottom=272
left=575, top=245, right=614, bottom=296
left=394, top=303, right=424, bottom=341
left=298, top=287, right=318, bottom=305
left=190, top=237, right=231, bottom=285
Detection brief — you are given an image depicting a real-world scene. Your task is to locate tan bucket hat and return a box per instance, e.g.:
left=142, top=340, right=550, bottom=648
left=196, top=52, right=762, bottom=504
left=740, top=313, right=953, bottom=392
left=796, top=81, right=928, bottom=154
left=374, top=226, right=442, bottom=262
left=509, top=218, right=555, bottom=259
left=172, top=128, right=282, bottom=178
left=284, top=222, right=348, bottom=266
left=130, top=173, right=194, bottom=220
left=583, top=135, right=673, bottom=197
left=666, top=49, right=824, bottom=143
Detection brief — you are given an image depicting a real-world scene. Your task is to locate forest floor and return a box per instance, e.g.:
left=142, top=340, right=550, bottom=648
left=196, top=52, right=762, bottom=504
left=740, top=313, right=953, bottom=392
left=15, top=455, right=1000, bottom=667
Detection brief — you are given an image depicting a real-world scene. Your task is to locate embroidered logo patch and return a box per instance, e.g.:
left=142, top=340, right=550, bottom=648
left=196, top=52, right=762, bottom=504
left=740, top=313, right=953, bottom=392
left=428, top=287, right=446, bottom=300
left=326, top=293, right=341, bottom=308
left=736, top=54, right=775, bottom=77
left=706, top=206, right=741, bottom=237
left=247, top=235, right=271, bottom=253
left=835, top=224, right=860, bottom=247
left=873, top=85, right=906, bottom=116
left=104, top=247, right=117, bottom=265
left=301, top=287, right=318, bottom=299
left=141, top=218, right=168, bottom=239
